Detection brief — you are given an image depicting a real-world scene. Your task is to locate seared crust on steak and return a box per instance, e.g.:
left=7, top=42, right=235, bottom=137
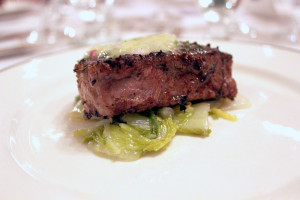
left=74, top=42, right=237, bottom=119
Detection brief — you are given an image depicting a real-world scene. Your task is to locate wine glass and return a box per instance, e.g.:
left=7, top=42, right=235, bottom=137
left=273, top=0, right=300, bottom=43
left=196, top=0, right=241, bottom=39
left=28, top=0, right=115, bottom=46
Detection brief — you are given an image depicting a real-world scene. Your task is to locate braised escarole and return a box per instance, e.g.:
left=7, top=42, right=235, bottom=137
left=71, top=97, right=240, bottom=161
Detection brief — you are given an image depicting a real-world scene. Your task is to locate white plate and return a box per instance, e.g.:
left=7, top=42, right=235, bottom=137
left=1, top=42, right=300, bottom=200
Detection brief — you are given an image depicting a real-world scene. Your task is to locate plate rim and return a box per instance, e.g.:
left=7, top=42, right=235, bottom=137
left=1, top=39, right=300, bottom=74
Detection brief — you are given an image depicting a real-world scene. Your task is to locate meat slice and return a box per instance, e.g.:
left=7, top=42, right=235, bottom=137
left=74, top=42, right=237, bottom=119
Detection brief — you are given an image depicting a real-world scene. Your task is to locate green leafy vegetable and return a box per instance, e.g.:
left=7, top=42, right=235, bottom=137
left=74, top=115, right=177, bottom=160
left=70, top=100, right=85, bottom=121
left=209, top=108, right=237, bottom=122
left=72, top=100, right=237, bottom=160
left=74, top=95, right=80, bottom=103
left=177, top=103, right=211, bottom=137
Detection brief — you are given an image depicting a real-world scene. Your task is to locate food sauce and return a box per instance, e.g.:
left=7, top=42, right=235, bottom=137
left=86, top=33, right=177, bottom=59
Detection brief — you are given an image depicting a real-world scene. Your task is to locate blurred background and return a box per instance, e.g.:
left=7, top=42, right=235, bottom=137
left=0, top=0, right=299, bottom=70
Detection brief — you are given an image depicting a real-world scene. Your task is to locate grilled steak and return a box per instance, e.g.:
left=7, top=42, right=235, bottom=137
left=74, top=42, right=237, bottom=119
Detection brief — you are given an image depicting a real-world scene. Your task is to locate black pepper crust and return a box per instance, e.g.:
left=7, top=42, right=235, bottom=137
left=74, top=41, right=237, bottom=118
left=74, top=42, right=218, bottom=72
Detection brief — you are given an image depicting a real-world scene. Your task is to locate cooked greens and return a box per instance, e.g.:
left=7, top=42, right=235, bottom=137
left=71, top=99, right=237, bottom=161
left=74, top=113, right=177, bottom=160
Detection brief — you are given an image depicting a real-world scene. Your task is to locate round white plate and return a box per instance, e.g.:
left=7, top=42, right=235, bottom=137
left=1, top=42, right=300, bottom=200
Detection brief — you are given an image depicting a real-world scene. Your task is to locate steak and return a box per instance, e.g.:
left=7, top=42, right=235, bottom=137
left=74, top=42, right=237, bottom=119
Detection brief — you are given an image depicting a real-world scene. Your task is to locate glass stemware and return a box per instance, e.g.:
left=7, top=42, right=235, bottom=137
left=28, top=0, right=115, bottom=47
left=196, top=0, right=240, bottom=39
left=273, top=0, right=300, bottom=43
